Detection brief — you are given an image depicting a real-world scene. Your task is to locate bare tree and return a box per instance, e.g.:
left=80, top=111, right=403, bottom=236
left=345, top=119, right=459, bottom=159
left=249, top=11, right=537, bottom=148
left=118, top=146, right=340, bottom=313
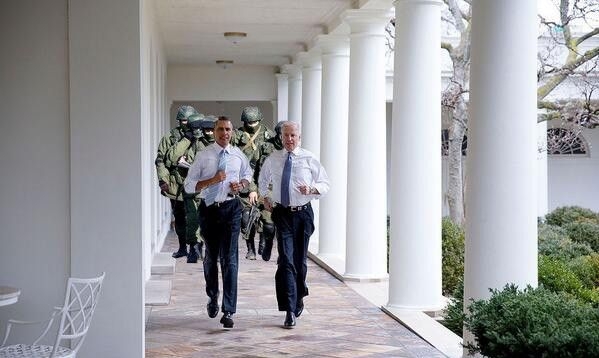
left=388, top=0, right=599, bottom=226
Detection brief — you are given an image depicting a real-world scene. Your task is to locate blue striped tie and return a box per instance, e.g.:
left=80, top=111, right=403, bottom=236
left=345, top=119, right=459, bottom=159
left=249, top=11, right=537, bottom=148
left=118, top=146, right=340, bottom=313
left=204, top=149, right=227, bottom=206
left=280, top=152, right=292, bottom=206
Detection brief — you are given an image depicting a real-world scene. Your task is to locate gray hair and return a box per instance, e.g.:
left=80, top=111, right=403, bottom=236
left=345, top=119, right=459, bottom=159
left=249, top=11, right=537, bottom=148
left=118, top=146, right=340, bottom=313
left=279, top=120, right=301, bottom=134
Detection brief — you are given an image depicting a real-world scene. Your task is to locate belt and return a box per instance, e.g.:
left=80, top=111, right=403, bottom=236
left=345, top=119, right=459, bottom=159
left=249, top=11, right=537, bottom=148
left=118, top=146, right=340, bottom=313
left=275, top=202, right=311, bottom=212
left=204, top=194, right=238, bottom=208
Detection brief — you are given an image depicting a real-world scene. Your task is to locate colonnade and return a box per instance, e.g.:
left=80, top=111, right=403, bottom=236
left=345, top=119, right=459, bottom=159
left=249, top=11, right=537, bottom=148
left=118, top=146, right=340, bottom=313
left=275, top=0, right=538, bottom=339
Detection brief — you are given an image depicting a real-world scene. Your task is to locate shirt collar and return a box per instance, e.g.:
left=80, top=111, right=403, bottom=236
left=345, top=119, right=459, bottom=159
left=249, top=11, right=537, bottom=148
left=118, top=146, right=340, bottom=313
left=286, top=146, right=301, bottom=156
left=215, top=143, right=231, bottom=153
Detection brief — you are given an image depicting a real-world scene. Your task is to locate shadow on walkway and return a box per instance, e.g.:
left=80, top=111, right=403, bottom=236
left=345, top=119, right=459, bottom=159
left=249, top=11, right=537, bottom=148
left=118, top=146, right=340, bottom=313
left=146, top=233, right=445, bottom=357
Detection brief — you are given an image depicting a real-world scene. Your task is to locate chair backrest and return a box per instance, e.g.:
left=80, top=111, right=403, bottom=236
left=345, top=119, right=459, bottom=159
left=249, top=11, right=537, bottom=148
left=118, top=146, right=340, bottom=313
left=51, top=272, right=105, bottom=356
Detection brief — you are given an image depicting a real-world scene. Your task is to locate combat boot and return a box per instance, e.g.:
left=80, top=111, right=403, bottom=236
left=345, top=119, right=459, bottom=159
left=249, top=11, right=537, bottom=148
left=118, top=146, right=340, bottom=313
left=262, top=236, right=274, bottom=262
left=258, top=235, right=265, bottom=255
left=245, top=239, right=256, bottom=260
left=187, top=242, right=203, bottom=263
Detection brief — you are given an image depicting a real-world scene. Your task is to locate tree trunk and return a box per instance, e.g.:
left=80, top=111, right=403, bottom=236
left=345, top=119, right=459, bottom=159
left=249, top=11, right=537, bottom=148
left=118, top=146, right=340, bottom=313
left=446, top=108, right=466, bottom=227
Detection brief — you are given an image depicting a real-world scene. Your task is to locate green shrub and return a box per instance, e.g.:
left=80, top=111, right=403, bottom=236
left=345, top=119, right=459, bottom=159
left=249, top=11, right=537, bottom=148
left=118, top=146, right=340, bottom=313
left=441, top=280, right=464, bottom=336
left=464, top=284, right=599, bottom=358
left=568, top=253, right=599, bottom=288
left=539, top=255, right=584, bottom=292
left=538, top=255, right=599, bottom=305
left=442, top=217, right=464, bottom=295
left=545, top=206, right=599, bottom=227
left=564, top=221, right=599, bottom=252
left=538, top=223, right=593, bottom=260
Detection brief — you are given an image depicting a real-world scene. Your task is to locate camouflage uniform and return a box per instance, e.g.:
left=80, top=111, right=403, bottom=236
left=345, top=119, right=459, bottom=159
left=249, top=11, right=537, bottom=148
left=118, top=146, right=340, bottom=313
left=231, top=106, right=275, bottom=260
left=155, top=105, right=197, bottom=258
left=165, top=114, right=207, bottom=263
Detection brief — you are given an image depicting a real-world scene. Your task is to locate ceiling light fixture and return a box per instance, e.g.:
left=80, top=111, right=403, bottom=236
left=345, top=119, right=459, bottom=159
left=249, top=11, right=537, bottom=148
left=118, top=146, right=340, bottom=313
left=216, top=60, right=234, bottom=69
left=224, top=31, right=247, bottom=45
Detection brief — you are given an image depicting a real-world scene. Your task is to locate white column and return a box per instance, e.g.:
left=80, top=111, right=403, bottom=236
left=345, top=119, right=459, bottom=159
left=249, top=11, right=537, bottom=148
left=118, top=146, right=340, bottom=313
left=69, top=0, right=144, bottom=356
left=297, top=51, right=323, bottom=252
left=283, top=64, right=302, bottom=125
left=276, top=72, right=288, bottom=122
left=316, top=34, right=350, bottom=261
left=537, top=121, right=548, bottom=217
left=343, top=9, right=392, bottom=280
left=388, top=0, right=443, bottom=310
left=297, top=51, right=322, bottom=157
left=465, top=0, right=538, bottom=320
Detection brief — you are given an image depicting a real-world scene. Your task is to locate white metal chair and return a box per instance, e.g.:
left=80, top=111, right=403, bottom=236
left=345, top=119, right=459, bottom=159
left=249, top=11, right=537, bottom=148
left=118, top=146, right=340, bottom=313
left=0, top=272, right=105, bottom=358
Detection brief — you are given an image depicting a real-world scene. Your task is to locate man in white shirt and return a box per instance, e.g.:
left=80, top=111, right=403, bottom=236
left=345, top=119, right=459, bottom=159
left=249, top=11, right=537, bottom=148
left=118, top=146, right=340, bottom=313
left=184, top=116, right=257, bottom=329
left=258, top=121, right=330, bottom=328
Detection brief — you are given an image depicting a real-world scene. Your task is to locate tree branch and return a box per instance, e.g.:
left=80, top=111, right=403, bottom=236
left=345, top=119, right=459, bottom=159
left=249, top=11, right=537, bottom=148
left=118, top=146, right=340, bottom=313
left=575, top=27, right=599, bottom=46
left=442, top=41, right=454, bottom=53
left=538, top=47, right=599, bottom=100
left=447, top=0, right=465, bottom=32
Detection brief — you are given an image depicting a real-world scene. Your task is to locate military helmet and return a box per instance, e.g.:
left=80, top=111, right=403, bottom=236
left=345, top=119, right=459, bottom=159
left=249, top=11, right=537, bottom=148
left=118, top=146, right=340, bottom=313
left=240, top=106, right=264, bottom=123
left=187, top=113, right=204, bottom=124
left=200, top=119, right=215, bottom=130
left=176, top=105, right=198, bottom=121
left=274, top=121, right=284, bottom=136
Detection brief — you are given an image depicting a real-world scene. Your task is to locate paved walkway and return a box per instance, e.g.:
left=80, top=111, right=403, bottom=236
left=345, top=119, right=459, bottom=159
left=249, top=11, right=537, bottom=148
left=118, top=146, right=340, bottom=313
left=146, top=233, right=446, bottom=358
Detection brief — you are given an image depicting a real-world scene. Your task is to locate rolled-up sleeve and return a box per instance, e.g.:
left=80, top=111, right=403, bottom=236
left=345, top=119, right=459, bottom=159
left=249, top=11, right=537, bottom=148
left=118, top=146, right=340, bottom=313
left=184, top=155, right=202, bottom=194
left=310, top=157, right=330, bottom=198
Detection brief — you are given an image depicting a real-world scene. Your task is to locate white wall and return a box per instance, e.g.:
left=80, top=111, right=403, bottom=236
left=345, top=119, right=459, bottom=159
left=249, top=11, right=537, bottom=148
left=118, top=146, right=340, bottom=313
left=0, top=0, right=70, bottom=342
left=548, top=127, right=599, bottom=212
left=167, top=64, right=277, bottom=102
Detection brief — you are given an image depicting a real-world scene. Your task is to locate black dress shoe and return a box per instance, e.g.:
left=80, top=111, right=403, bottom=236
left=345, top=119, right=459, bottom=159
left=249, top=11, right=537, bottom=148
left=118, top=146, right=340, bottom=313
left=207, top=298, right=219, bottom=318
left=172, top=248, right=188, bottom=258
left=295, top=298, right=304, bottom=317
left=283, top=311, right=296, bottom=328
left=220, top=312, right=234, bottom=328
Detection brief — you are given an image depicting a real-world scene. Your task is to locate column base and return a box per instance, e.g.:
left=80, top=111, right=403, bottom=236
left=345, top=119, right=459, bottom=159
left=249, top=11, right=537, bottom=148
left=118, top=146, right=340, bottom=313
left=343, top=272, right=389, bottom=282
left=384, top=301, right=445, bottom=313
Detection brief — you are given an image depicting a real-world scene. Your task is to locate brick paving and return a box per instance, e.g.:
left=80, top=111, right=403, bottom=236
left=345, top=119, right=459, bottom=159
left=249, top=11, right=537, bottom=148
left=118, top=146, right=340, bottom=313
left=146, top=233, right=446, bottom=358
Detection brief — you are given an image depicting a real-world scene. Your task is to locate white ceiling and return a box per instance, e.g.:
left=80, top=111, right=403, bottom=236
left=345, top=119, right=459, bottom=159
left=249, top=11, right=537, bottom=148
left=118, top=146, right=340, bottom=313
left=154, top=0, right=360, bottom=67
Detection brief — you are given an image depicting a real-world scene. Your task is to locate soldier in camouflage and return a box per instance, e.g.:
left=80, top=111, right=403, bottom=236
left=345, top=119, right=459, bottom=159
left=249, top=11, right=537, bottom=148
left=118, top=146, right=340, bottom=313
left=232, top=106, right=275, bottom=260
left=165, top=113, right=207, bottom=263
left=199, top=115, right=217, bottom=146
left=155, top=105, right=197, bottom=258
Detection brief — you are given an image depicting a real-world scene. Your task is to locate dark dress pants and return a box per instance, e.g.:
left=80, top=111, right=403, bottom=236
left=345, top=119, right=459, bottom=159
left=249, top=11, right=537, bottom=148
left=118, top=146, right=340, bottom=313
left=198, top=198, right=242, bottom=314
left=272, top=204, right=314, bottom=312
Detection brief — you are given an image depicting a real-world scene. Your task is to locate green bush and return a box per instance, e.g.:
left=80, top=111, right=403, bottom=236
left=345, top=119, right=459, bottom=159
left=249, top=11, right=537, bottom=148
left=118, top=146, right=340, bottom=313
left=538, top=223, right=593, bottom=260
left=538, top=255, right=599, bottom=305
left=545, top=206, right=599, bottom=227
left=464, top=284, right=599, bottom=358
left=568, top=253, right=599, bottom=289
left=442, top=217, right=465, bottom=295
left=564, top=221, right=599, bottom=252
left=539, top=255, right=584, bottom=292
left=441, top=280, right=464, bottom=336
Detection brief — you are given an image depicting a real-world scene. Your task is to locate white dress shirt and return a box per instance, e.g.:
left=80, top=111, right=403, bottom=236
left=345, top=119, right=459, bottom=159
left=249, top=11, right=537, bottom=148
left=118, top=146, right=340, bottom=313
left=184, top=143, right=253, bottom=202
left=258, top=147, right=330, bottom=207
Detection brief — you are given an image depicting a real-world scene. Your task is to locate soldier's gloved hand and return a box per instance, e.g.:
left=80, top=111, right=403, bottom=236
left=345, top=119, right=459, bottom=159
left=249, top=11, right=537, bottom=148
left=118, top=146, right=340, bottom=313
left=159, top=180, right=169, bottom=192
left=183, top=130, right=196, bottom=142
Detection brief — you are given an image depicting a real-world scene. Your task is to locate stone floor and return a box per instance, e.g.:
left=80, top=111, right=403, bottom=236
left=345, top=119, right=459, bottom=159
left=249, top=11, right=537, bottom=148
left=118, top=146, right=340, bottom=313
left=145, top=233, right=446, bottom=358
